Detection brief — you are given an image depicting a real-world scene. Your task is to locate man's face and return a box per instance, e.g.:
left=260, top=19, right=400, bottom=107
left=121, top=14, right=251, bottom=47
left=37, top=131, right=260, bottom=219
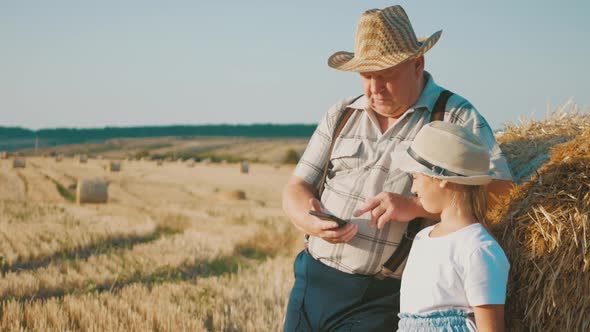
left=359, top=57, right=424, bottom=119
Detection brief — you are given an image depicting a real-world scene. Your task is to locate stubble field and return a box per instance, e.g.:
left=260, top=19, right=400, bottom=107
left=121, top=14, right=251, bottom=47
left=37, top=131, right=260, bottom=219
left=0, top=156, right=300, bottom=331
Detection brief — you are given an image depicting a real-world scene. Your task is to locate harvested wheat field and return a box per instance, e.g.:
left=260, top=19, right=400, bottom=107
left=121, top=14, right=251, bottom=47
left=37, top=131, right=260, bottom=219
left=0, top=103, right=589, bottom=331
left=0, top=157, right=299, bottom=331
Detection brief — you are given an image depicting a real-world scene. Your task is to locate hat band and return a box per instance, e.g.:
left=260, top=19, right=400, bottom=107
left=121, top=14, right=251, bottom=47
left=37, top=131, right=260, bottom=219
left=407, top=147, right=466, bottom=177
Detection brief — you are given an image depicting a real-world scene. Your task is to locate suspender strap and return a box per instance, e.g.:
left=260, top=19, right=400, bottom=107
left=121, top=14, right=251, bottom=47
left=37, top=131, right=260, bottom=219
left=317, top=95, right=363, bottom=198
left=378, top=89, right=453, bottom=279
left=430, top=90, right=453, bottom=122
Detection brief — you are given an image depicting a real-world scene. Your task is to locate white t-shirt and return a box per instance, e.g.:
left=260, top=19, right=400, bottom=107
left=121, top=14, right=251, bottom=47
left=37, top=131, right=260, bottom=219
left=400, top=223, right=510, bottom=314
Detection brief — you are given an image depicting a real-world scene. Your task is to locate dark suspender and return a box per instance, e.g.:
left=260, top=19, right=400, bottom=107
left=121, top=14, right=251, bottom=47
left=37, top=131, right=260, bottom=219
left=431, top=90, right=453, bottom=122
left=317, top=95, right=363, bottom=197
left=316, top=89, right=453, bottom=278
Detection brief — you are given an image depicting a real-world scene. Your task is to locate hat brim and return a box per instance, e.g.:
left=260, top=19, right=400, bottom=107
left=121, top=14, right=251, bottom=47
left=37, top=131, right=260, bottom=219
left=396, top=147, right=494, bottom=186
left=328, top=30, right=442, bottom=72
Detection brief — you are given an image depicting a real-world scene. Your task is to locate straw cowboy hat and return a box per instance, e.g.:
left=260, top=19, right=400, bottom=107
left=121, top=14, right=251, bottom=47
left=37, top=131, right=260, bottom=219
left=328, top=5, right=442, bottom=72
left=397, top=121, right=494, bottom=185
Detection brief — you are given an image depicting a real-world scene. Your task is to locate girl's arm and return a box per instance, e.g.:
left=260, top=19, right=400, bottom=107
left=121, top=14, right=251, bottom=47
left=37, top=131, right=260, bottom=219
left=473, top=304, right=504, bottom=332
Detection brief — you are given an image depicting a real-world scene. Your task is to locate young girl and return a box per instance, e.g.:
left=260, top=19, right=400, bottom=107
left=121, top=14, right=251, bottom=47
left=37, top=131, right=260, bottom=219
left=396, top=121, right=510, bottom=331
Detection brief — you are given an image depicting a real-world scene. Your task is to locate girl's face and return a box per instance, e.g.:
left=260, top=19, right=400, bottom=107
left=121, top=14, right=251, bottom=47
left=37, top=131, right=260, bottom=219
left=410, top=172, right=446, bottom=214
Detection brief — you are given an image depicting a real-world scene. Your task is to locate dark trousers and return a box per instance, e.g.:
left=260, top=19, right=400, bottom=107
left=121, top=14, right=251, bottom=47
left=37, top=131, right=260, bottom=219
left=283, top=250, right=401, bottom=332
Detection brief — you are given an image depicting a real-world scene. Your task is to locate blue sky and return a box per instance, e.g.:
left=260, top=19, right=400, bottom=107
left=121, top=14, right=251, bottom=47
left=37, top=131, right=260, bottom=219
left=1, top=0, right=588, bottom=130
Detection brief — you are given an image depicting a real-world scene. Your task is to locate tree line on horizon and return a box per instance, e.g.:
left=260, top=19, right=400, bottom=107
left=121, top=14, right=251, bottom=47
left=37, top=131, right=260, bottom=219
left=0, top=124, right=317, bottom=151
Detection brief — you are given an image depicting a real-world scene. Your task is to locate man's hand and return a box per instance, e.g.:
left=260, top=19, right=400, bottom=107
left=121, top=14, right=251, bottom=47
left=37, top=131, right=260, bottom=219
left=282, top=176, right=358, bottom=244
left=353, top=192, right=429, bottom=229
left=308, top=198, right=358, bottom=244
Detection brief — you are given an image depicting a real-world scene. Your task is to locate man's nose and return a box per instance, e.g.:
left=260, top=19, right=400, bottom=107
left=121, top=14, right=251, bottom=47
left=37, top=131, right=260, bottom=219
left=370, top=78, right=385, bottom=94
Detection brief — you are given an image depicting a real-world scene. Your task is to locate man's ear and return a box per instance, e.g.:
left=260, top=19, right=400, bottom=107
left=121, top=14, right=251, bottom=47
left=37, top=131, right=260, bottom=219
left=414, top=56, right=425, bottom=76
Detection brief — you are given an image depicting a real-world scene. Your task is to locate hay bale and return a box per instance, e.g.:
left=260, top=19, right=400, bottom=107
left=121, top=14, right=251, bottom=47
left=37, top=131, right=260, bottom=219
left=0, top=151, right=7, bottom=159
left=240, top=161, right=249, bottom=174
left=201, top=158, right=212, bottom=165
left=186, top=158, right=195, bottom=167
left=54, top=154, right=63, bottom=162
left=497, top=101, right=590, bottom=183
left=489, top=125, right=590, bottom=331
left=76, top=179, right=108, bottom=204
left=217, top=190, right=246, bottom=201
left=78, top=155, right=88, bottom=163
left=12, top=158, right=26, bottom=168
left=108, top=161, right=121, bottom=172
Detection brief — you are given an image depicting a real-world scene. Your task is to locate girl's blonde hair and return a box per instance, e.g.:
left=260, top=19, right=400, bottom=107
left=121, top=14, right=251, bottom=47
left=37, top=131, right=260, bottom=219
left=449, top=183, right=489, bottom=229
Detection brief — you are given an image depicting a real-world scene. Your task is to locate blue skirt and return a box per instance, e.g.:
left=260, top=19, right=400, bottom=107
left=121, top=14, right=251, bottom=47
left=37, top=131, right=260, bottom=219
left=397, top=309, right=477, bottom=331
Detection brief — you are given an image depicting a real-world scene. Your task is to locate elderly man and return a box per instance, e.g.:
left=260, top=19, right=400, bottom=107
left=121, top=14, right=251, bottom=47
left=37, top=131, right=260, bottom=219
left=282, top=5, right=514, bottom=332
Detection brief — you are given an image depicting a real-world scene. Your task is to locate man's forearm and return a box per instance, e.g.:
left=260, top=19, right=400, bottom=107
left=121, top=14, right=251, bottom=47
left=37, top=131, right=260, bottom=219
left=282, top=179, right=317, bottom=233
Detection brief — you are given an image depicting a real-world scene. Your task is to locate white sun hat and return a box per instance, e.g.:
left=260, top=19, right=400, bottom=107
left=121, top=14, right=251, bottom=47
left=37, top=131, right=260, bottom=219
left=398, top=121, right=495, bottom=185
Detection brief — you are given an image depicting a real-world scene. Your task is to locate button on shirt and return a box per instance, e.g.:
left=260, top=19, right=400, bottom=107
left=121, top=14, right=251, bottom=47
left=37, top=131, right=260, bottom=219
left=293, top=72, right=513, bottom=277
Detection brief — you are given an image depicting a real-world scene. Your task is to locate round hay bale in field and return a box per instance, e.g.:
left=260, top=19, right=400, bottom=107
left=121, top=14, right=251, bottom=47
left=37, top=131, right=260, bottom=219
left=489, top=127, right=590, bottom=331
left=78, top=155, right=88, bottom=163
left=240, top=161, right=249, bottom=174
left=12, top=158, right=26, bottom=168
left=54, top=154, right=63, bottom=162
left=108, top=161, right=121, bottom=172
left=0, top=151, right=7, bottom=159
left=186, top=158, right=195, bottom=167
left=156, top=160, right=163, bottom=166
left=76, top=179, right=108, bottom=204
left=217, top=190, right=246, bottom=201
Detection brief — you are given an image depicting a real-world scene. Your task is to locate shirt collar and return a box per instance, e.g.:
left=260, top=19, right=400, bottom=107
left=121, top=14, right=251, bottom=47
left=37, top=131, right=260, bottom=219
left=346, top=71, right=443, bottom=114
left=411, top=71, right=444, bottom=113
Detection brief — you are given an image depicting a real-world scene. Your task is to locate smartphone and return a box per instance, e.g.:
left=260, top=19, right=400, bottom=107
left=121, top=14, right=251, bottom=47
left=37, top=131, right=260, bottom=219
left=308, top=210, right=349, bottom=228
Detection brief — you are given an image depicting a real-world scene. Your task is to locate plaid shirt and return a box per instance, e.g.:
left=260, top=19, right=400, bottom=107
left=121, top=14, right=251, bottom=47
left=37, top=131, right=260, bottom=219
left=293, top=72, right=513, bottom=277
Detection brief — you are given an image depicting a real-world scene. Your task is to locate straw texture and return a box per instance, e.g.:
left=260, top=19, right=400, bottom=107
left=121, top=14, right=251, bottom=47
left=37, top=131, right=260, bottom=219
left=489, top=103, right=590, bottom=331
left=328, top=5, right=441, bottom=72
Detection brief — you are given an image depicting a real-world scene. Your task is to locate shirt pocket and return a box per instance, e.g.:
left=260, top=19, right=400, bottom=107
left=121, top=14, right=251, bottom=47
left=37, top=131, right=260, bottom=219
left=384, top=141, right=413, bottom=193
left=329, top=139, right=363, bottom=173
